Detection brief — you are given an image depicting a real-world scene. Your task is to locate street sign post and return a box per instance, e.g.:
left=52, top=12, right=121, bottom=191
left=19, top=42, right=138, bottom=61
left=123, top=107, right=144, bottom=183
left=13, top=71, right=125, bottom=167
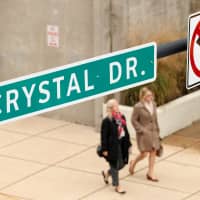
left=187, top=11, right=200, bottom=89
left=0, top=42, right=156, bottom=124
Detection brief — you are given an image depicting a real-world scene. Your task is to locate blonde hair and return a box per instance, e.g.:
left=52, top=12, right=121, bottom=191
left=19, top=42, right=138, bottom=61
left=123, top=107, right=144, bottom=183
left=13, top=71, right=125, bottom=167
left=106, top=99, right=118, bottom=118
left=139, top=87, right=153, bottom=101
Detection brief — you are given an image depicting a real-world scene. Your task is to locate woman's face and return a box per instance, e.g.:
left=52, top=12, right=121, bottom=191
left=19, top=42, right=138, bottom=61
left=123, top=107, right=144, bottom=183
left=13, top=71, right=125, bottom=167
left=144, top=91, right=153, bottom=103
left=112, top=101, right=119, bottom=112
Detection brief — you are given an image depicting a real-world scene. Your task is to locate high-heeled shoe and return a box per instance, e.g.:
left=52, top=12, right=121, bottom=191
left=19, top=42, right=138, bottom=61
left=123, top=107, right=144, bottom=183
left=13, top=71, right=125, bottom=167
left=146, top=174, right=159, bottom=182
left=101, top=171, right=109, bottom=184
left=115, top=188, right=126, bottom=194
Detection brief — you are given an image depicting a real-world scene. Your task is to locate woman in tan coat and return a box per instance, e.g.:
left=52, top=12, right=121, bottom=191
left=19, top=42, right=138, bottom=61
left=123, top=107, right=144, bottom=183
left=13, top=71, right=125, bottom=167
left=129, top=87, right=160, bottom=182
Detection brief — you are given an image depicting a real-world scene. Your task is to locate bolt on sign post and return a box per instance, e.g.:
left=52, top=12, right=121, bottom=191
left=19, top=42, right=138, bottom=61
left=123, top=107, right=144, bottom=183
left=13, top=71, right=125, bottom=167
left=187, top=11, right=200, bottom=89
left=0, top=42, right=156, bottom=124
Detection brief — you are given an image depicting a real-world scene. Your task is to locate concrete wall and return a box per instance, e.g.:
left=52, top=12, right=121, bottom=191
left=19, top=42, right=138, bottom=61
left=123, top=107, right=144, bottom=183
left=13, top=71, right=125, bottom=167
left=41, top=0, right=95, bottom=125
left=0, top=0, right=99, bottom=125
left=103, top=90, right=200, bottom=138
left=0, top=0, right=94, bottom=80
left=112, top=0, right=200, bottom=105
left=128, top=0, right=192, bottom=45
left=93, top=0, right=111, bottom=129
left=0, top=0, right=200, bottom=126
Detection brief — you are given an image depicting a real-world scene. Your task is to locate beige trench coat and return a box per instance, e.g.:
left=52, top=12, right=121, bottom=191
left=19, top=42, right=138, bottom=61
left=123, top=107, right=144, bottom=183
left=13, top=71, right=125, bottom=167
left=131, top=101, right=160, bottom=152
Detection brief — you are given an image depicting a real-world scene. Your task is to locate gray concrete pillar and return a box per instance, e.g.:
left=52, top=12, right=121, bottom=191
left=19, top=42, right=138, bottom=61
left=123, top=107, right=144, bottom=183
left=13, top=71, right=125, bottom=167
left=110, top=0, right=129, bottom=104
left=93, top=0, right=112, bottom=130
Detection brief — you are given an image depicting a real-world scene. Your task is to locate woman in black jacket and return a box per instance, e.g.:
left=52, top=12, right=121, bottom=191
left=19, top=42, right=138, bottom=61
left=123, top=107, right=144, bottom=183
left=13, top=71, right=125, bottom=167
left=101, top=99, right=132, bottom=194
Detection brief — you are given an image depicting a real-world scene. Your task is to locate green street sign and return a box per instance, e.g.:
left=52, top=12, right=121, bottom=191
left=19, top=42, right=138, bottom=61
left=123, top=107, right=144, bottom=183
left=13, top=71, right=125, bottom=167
left=0, top=42, right=156, bottom=124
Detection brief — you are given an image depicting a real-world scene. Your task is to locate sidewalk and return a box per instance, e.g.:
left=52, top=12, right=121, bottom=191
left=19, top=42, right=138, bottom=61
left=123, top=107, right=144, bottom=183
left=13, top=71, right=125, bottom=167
left=0, top=116, right=199, bottom=200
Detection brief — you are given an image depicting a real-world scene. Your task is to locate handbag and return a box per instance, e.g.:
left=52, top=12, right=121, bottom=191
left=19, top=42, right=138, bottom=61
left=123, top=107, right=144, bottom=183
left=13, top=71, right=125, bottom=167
left=156, top=144, right=164, bottom=157
left=96, top=145, right=103, bottom=157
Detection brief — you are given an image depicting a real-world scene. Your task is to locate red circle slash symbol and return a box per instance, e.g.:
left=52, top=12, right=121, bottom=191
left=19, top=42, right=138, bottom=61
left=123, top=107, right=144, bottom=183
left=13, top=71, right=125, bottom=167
left=190, top=21, right=200, bottom=77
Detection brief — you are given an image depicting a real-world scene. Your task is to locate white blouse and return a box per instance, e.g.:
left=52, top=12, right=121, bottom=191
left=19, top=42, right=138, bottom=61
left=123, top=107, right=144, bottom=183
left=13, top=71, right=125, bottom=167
left=144, top=102, right=154, bottom=115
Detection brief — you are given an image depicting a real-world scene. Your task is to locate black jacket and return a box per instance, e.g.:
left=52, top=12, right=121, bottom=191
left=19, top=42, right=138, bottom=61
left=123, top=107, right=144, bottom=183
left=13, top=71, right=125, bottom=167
left=100, top=115, right=132, bottom=165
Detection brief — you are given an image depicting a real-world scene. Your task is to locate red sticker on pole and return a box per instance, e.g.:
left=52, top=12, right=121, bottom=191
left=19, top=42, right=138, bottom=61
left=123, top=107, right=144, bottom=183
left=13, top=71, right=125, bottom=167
left=187, top=11, right=200, bottom=89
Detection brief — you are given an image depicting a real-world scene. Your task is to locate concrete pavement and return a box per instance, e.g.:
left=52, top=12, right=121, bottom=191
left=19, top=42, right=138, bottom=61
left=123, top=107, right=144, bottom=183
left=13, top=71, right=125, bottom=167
left=0, top=116, right=199, bottom=200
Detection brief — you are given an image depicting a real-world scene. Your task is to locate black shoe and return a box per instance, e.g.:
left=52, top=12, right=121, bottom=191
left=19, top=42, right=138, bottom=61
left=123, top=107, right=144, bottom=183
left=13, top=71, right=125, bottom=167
left=101, top=171, right=109, bottom=184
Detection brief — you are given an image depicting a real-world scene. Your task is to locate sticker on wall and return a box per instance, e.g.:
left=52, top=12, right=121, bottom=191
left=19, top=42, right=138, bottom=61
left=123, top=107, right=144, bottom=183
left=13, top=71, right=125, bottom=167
left=47, top=25, right=59, bottom=48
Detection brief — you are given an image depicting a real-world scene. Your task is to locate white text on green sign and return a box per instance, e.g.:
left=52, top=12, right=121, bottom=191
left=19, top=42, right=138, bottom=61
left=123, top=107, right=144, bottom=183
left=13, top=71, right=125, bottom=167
left=0, top=42, right=157, bottom=124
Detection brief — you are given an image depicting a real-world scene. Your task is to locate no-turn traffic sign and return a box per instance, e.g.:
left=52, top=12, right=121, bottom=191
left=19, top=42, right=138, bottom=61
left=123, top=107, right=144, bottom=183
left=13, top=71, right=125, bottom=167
left=187, top=11, right=200, bottom=89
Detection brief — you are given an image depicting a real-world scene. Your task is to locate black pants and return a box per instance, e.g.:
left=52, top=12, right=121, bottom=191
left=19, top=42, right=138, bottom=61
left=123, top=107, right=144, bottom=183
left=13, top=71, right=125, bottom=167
left=108, top=143, right=124, bottom=186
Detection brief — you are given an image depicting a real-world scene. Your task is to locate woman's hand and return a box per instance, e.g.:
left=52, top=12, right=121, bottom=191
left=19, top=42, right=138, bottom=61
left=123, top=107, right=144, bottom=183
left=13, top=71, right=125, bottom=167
left=103, top=151, right=108, bottom=157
